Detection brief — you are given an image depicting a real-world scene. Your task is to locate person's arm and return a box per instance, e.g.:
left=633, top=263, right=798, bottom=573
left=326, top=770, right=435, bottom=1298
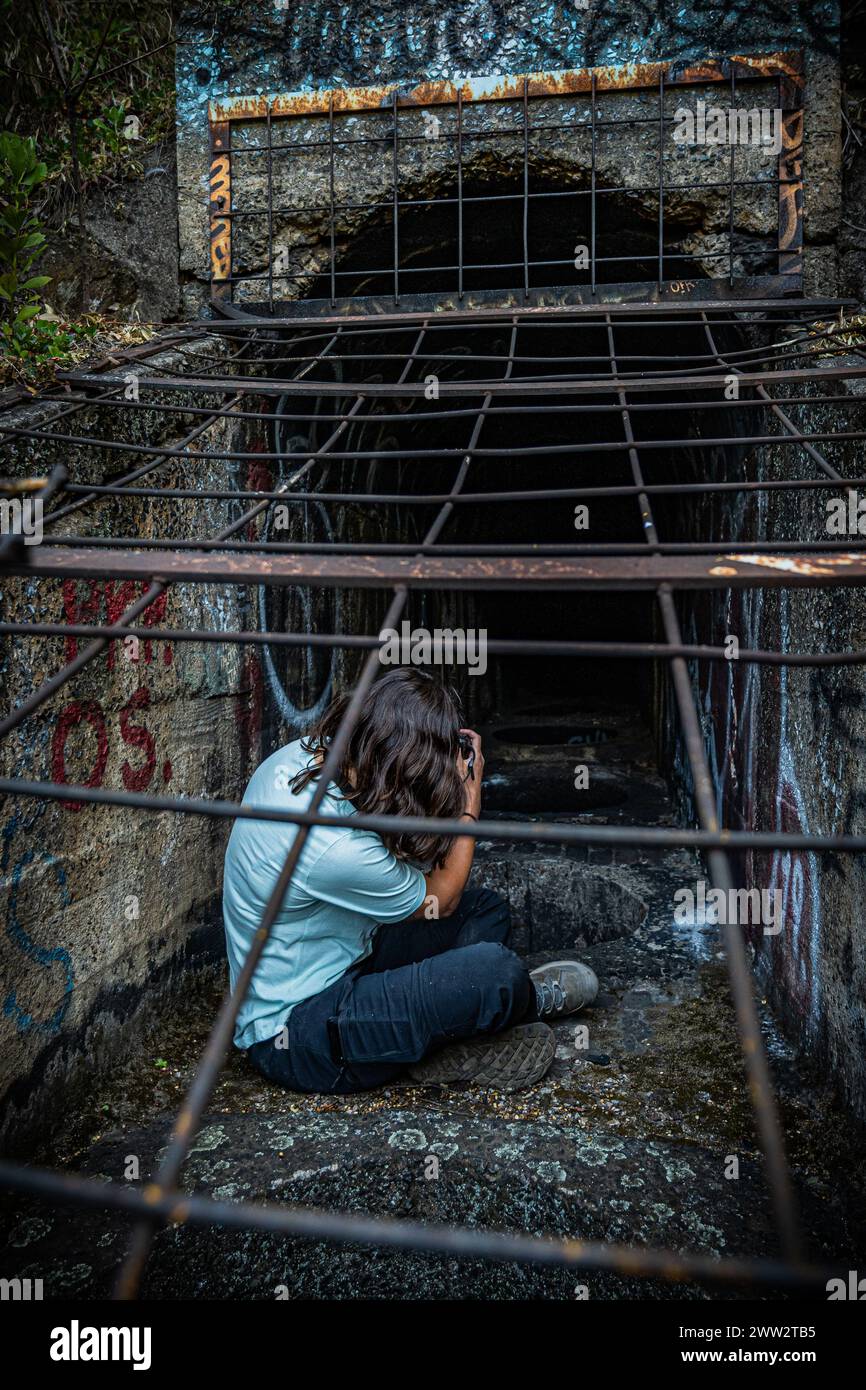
left=410, top=728, right=484, bottom=918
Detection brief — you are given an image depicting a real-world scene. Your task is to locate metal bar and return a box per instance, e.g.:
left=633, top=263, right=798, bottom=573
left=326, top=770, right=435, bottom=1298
left=11, top=427, right=866, bottom=472
left=266, top=99, right=274, bottom=315
left=522, top=77, right=530, bottom=299
left=658, top=587, right=802, bottom=1261
left=152, top=297, right=855, bottom=332
left=392, top=89, right=400, bottom=306
left=211, top=173, right=800, bottom=212
left=0, top=1160, right=836, bottom=1292
left=39, top=329, right=866, bottom=379
left=590, top=71, right=597, bottom=295
left=45, top=362, right=866, bottom=399
left=6, top=621, right=866, bottom=667
left=604, top=310, right=801, bottom=1262
left=9, top=548, right=866, bottom=591
left=729, top=65, right=736, bottom=288
left=329, top=91, right=337, bottom=308
left=4, top=775, right=866, bottom=855
left=208, top=120, right=232, bottom=303
left=457, top=89, right=464, bottom=301
left=208, top=52, right=805, bottom=122
left=112, top=588, right=409, bottom=1299
left=12, top=386, right=860, bottom=433
left=36, top=470, right=866, bottom=509
left=658, top=69, right=665, bottom=291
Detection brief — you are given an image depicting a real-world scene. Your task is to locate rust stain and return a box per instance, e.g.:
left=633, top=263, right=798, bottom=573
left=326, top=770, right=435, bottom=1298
left=209, top=121, right=232, bottom=298
left=206, top=49, right=804, bottom=304
left=208, top=51, right=803, bottom=124
left=723, top=553, right=866, bottom=577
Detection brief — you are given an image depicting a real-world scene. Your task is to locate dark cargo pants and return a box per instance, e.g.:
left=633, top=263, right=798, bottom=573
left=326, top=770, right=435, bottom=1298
left=247, top=888, right=534, bottom=1094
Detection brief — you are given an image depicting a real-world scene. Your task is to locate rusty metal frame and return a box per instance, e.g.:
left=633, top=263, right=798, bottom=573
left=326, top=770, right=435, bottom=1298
left=2, top=297, right=865, bottom=1299
left=208, top=51, right=805, bottom=316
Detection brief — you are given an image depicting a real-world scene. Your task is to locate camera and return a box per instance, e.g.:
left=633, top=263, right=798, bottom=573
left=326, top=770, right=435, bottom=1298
left=457, top=731, right=476, bottom=780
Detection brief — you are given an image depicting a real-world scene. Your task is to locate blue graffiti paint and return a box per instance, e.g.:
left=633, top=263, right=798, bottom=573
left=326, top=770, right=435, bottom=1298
left=2, top=815, right=74, bottom=1036
left=175, top=0, right=841, bottom=133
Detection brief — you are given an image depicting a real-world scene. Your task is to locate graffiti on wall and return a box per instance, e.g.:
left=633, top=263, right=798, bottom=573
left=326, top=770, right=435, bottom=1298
left=177, top=0, right=839, bottom=126
left=177, top=0, right=845, bottom=115
left=1, top=584, right=173, bottom=1034
left=1, top=807, right=73, bottom=1036
left=53, top=581, right=174, bottom=806
left=682, top=573, right=823, bottom=1036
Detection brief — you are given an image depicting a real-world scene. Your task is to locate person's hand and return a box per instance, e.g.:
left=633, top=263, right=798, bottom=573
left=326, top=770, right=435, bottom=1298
left=458, top=728, right=483, bottom=817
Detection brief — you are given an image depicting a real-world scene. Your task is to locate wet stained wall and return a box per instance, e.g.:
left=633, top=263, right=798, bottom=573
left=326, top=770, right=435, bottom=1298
left=0, top=347, right=272, bottom=1153
left=657, top=361, right=866, bottom=1123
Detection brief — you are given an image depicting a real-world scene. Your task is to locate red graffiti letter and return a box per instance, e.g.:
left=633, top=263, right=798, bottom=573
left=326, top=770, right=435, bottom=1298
left=120, top=686, right=156, bottom=791
left=52, top=700, right=108, bottom=810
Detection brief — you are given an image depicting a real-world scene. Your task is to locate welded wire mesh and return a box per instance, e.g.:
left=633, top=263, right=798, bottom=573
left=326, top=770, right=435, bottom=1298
left=1, top=294, right=866, bottom=1295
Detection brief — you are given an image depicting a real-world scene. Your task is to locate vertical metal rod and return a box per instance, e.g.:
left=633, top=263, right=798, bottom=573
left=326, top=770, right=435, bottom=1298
left=457, top=89, right=464, bottom=301
left=605, top=307, right=802, bottom=1264
left=590, top=71, right=597, bottom=296
left=777, top=72, right=783, bottom=279
left=729, top=67, right=736, bottom=288
left=329, top=92, right=337, bottom=308
left=429, top=317, right=519, bottom=547
left=658, top=71, right=665, bottom=291
left=113, top=584, right=410, bottom=1300
left=656, top=588, right=803, bottom=1265
left=115, top=323, right=473, bottom=1302
left=393, top=90, right=400, bottom=306
left=522, top=77, right=530, bottom=299
left=208, top=120, right=232, bottom=305
left=266, top=100, right=274, bottom=315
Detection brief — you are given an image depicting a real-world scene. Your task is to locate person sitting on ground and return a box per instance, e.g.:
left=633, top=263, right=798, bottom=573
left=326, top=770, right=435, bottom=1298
left=222, top=667, right=598, bottom=1093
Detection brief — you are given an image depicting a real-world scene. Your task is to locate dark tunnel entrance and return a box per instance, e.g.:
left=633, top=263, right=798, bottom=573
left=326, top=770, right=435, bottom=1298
left=259, top=304, right=754, bottom=823
left=262, top=174, right=754, bottom=773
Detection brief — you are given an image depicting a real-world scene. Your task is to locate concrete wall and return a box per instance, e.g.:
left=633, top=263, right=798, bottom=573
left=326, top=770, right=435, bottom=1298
left=0, top=345, right=269, bottom=1155
left=658, top=363, right=866, bottom=1123
left=175, top=0, right=842, bottom=313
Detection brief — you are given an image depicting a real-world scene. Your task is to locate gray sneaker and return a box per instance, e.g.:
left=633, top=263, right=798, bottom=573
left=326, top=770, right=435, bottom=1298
left=408, top=1022, right=555, bottom=1090
left=531, top=959, right=599, bottom=1020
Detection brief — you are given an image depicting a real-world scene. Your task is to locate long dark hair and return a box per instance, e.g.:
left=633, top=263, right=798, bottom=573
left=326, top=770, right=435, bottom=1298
left=291, top=668, right=466, bottom=869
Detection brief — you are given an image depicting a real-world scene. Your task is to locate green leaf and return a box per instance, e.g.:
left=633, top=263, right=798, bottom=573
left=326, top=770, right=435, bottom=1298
left=21, top=276, right=51, bottom=290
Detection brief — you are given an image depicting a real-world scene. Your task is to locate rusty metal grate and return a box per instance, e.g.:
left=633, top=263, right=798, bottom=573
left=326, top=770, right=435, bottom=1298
left=2, top=295, right=866, bottom=1295
left=208, top=51, right=805, bottom=315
